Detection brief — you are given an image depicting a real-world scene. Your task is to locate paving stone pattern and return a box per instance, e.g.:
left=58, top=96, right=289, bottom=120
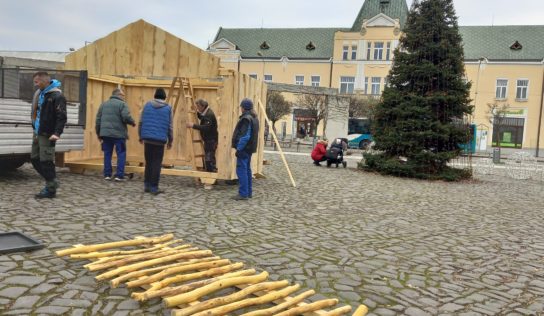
left=1, top=153, right=544, bottom=315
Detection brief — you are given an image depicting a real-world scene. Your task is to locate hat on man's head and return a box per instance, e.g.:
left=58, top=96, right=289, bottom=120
left=240, top=98, right=253, bottom=110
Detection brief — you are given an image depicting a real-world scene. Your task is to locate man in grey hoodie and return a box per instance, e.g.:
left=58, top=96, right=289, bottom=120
left=95, top=88, right=136, bottom=181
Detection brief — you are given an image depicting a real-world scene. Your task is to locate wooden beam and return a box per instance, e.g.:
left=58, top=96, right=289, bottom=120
left=89, top=75, right=225, bottom=89
left=64, top=161, right=220, bottom=179
left=257, top=99, right=296, bottom=188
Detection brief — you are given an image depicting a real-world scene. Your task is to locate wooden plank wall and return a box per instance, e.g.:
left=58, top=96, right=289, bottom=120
left=65, top=19, right=220, bottom=78
left=218, top=73, right=267, bottom=180
left=65, top=75, right=266, bottom=180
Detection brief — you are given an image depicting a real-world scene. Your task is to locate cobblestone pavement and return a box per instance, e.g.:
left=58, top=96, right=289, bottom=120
left=1, top=153, right=544, bottom=316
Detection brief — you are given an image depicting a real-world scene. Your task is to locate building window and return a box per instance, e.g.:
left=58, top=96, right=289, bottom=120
left=342, top=45, right=349, bottom=60
left=367, top=42, right=372, bottom=60
left=340, top=76, right=355, bottom=94
left=495, top=79, right=508, bottom=99
left=351, top=45, right=357, bottom=60
left=371, top=77, right=381, bottom=95
left=374, top=42, right=384, bottom=60
left=386, top=42, right=391, bottom=61
left=249, top=74, right=257, bottom=79
left=492, top=117, right=524, bottom=148
left=516, top=79, right=529, bottom=100
left=264, top=74, right=273, bottom=82
left=364, top=77, right=369, bottom=94
left=295, top=75, right=304, bottom=85
left=311, top=76, right=320, bottom=87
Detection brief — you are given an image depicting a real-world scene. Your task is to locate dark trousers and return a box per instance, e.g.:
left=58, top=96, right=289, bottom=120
left=30, top=134, right=58, bottom=192
left=236, top=151, right=252, bottom=198
left=204, top=140, right=217, bottom=172
left=313, top=156, right=327, bottom=164
left=101, top=137, right=126, bottom=178
left=144, top=143, right=165, bottom=191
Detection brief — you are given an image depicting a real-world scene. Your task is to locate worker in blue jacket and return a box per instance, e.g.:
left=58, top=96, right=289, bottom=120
left=231, top=98, right=259, bottom=200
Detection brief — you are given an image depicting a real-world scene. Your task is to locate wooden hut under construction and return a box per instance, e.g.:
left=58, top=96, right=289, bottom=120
left=63, top=20, right=266, bottom=184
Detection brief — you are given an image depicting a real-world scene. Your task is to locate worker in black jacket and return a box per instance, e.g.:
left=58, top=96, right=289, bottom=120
left=30, top=71, right=67, bottom=198
left=187, top=99, right=218, bottom=172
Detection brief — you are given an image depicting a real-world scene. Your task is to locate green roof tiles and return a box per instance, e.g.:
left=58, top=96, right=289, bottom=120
left=351, top=0, right=409, bottom=31
left=459, top=25, right=544, bottom=61
left=214, top=27, right=348, bottom=59
left=212, top=0, right=543, bottom=62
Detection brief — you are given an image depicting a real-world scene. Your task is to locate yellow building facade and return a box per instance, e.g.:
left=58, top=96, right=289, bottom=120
left=209, top=0, right=544, bottom=156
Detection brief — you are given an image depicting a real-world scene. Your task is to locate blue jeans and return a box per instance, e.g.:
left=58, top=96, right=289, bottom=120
left=236, top=151, right=252, bottom=198
left=102, top=137, right=126, bottom=178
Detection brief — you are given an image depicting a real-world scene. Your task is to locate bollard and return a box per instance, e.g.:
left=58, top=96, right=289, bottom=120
left=493, top=147, right=501, bottom=164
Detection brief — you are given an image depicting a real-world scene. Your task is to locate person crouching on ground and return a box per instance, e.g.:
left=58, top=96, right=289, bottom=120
left=186, top=99, right=218, bottom=172
left=138, top=88, right=173, bottom=195
left=231, top=98, right=259, bottom=200
left=311, top=139, right=328, bottom=166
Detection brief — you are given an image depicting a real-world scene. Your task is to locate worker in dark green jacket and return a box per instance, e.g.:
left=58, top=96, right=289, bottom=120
left=95, top=88, right=136, bottom=181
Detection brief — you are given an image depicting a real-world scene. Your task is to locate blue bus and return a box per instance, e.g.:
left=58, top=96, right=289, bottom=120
left=347, top=118, right=373, bottom=149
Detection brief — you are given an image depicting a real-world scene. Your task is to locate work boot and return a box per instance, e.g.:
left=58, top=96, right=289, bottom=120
left=232, top=195, right=248, bottom=201
left=35, top=187, right=56, bottom=199
left=150, top=186, right=164, bottom=195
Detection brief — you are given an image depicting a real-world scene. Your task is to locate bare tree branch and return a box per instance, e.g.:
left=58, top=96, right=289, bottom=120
left=486, top=102, right=511, bottom=148
left=266, top=91, right=292, bottom=130
left=347, top=95, right=379, bottom=119
left=295, top=93, right=327, bottom=127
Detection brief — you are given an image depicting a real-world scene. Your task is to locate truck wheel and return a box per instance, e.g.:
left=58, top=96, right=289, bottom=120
left=0, top=157, right=27, bottom=171
left=359, top=140, right=370, bottom=150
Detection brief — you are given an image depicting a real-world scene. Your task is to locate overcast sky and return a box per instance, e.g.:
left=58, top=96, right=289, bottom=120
left=1, top=0, right=543, bottom=52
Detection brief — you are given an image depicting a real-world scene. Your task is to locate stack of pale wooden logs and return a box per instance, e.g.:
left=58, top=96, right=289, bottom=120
left=56, top=234, right=368, bottom=316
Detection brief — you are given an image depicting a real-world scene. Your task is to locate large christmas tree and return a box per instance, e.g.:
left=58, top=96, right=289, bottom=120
left=364, top=0, right=473, bottom=180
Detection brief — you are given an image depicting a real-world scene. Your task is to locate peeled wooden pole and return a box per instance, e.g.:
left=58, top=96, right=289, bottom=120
left=56, top=234, right=174, bottom=256
left=352, top=305, right=369, bottom=316
left=188, top=284, right=300, bottom=316
left=133, top=269, right=256, bottom=302
left=126, top=259, right=231, bottom=288
left=69, top=240, right=180, bottom=259
left=240, top=289, right=315, bottom=316
left=83, top=245, right=194, bottom=268
left=110, top=256, right=220, bottom=288
left=148, top=262, right=244, bottom=292
left=274, top=299, right=339, bottom=316
left=323, top=306, right=353, bottom=316
left=87, top=247, right=198, bottom=271
left=174, top=280, right=289, bottom=316
left=164, top=271, right=269, bottom=307
left=257, top=99, right=296, bottom=188
left=96, top=250, right=212, bottom=281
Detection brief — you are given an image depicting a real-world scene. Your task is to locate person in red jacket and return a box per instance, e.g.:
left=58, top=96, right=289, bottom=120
left=311, top=139, right=328, bottom=166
